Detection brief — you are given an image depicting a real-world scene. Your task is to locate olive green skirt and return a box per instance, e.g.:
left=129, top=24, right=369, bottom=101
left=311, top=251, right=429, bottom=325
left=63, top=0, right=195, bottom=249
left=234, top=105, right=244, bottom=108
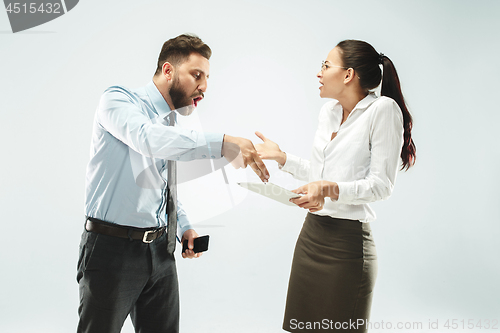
left=283, top=213, right=377, bottom=332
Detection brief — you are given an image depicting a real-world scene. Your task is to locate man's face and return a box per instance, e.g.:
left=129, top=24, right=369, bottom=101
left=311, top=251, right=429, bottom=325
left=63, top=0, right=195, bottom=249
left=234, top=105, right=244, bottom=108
left=169, top=53, right=210, bottom=112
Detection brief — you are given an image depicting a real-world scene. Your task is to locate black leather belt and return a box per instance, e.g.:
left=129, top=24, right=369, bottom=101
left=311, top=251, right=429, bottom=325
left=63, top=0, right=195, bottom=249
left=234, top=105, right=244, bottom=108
left=85, top=217, right=166, bottom=243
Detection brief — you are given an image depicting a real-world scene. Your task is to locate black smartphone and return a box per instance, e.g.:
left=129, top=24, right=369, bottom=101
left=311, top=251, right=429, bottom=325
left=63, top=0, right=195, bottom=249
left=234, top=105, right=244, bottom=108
left=182, top=235, right=209, bottom=254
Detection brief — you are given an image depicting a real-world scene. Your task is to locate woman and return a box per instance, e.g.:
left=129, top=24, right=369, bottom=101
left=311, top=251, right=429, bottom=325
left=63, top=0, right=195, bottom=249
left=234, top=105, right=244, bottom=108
left=255, top=40, right=416, bottom=332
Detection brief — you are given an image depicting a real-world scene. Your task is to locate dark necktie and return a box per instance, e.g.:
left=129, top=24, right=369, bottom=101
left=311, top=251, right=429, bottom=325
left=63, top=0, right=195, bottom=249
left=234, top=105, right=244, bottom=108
left=166, top=111, right=177, bottom=254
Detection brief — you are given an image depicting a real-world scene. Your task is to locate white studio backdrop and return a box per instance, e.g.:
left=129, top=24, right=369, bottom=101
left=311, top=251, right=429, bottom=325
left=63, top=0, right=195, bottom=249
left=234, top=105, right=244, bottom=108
left=0, top=0, right=499, bottom=332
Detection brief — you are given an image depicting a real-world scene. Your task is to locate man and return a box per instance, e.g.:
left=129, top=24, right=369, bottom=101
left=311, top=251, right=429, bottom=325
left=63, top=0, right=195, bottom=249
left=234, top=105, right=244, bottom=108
left=77, top=34, right=269, bottom=333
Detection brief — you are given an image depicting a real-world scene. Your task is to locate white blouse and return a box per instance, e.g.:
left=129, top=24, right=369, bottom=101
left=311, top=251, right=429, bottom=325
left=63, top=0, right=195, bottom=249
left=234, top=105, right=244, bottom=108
left=281, top=93, right=404, bottom=222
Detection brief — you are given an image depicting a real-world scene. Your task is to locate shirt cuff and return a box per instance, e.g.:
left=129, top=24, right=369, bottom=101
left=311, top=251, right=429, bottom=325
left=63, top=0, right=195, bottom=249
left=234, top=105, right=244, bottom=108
left=279, top=153, right=300, bottom=174
left=176, top=215, right=193, bottom=243
left=335, top=181, right=355, bottom=203
left=204, top=132, right=224, bottom=159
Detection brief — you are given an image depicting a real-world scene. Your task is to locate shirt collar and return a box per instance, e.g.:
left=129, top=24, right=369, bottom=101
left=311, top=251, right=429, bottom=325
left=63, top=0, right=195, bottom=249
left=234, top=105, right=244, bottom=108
left=329, top=92, right=378, bottom=114
left=352, top=92, right=378, bottom=112
left=145, top=81, right=172, bottom=118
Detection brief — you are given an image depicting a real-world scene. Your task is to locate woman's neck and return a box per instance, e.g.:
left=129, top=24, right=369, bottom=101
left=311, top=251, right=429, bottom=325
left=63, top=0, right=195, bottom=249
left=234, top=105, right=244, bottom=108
left=338, top=90, right=368, bottom=116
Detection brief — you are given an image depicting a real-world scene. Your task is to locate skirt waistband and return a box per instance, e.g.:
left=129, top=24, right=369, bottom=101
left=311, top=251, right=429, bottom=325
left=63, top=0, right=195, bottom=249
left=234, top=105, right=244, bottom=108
left=306, top=212, right=371, bottom=231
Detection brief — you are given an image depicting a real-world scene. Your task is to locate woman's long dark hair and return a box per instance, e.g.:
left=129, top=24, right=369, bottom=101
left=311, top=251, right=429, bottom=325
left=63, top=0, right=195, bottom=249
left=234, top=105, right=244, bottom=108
left=337, top=40, right=416, bottom=170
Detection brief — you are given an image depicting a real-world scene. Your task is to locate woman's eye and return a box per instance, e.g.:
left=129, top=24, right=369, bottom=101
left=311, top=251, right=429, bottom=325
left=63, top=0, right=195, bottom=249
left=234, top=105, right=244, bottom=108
left=193, top=73, right=200, bottom=79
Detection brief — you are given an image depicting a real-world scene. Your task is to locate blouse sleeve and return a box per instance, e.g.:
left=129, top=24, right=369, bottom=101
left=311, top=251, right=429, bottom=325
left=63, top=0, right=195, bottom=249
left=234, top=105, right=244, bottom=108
left=279, top=153, right=311, bottom=182
left=336, top=98, right=404, bottom=204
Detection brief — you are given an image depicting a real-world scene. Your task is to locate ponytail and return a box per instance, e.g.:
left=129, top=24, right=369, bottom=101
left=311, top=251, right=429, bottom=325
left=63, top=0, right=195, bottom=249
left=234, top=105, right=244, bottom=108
left=337, top=40, right=416, bottom=171
left=380, top=55, right=416, bottom=170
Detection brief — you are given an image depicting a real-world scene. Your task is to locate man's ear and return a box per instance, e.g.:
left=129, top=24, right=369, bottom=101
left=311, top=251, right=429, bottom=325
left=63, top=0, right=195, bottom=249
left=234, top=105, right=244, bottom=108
left=344, top=68, right=355, bottom=84
left=162, top=62, right=175, bottom=81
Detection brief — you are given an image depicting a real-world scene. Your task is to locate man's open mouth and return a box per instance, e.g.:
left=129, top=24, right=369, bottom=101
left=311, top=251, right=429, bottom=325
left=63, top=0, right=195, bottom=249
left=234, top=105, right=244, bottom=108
left=192, top=95, right=203, bottom=107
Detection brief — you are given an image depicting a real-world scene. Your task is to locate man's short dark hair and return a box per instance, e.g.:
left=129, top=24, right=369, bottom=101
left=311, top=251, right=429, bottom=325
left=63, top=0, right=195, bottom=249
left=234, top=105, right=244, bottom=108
left=154, top=34, right=212, bottom=76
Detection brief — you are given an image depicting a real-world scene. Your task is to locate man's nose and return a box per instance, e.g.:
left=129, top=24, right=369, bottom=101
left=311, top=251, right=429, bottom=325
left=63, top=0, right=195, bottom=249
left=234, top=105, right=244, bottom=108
left=198, top=78, right=208, bottom=92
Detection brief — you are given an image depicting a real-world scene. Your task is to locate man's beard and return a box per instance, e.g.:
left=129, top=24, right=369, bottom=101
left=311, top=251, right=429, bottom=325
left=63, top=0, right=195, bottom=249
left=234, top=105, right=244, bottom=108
left=169, top=76, right=192, bottom=110
left=169, top=75, right=202, bottom=115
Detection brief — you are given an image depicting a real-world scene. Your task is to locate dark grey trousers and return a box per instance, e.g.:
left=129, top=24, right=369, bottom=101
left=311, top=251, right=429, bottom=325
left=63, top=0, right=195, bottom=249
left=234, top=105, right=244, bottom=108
left=77, top=228, right=179, bottom=333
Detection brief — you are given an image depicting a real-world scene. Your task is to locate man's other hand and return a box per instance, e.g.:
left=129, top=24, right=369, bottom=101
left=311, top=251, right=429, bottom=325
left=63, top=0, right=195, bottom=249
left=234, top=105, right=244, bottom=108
left=181, top=229, right=202, bottom=259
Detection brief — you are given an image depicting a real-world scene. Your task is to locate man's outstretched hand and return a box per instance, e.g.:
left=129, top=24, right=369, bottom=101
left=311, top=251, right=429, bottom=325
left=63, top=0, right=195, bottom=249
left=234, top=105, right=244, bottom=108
left=222, top=135, right=270, bottom=182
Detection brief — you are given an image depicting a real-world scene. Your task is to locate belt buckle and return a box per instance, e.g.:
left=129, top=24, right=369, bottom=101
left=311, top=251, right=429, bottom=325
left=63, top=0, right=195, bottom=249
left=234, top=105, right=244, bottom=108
left=142, top=230, right=156, bottom=243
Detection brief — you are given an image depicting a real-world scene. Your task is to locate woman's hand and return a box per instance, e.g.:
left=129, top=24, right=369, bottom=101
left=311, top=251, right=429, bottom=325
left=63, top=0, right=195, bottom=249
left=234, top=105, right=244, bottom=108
left=290, top=181, right=339, bottom=212
left=255, top=131, right=287, bottom=165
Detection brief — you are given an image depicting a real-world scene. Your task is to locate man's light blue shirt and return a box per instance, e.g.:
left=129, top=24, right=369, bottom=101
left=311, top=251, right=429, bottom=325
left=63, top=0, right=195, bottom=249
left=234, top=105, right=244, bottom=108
left=85, top=81, right=224, bottom=239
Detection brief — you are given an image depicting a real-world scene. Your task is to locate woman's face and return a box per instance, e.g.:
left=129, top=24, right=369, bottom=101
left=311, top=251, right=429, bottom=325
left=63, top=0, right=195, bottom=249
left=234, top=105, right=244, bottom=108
left=317, top=47, right=347, bottom=99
